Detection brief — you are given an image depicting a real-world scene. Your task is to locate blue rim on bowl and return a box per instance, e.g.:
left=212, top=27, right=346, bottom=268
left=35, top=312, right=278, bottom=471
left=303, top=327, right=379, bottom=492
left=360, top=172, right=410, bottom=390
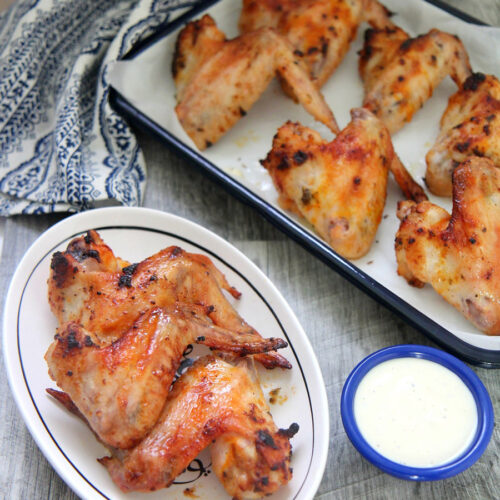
left=340, top=344, right=494, bottom=481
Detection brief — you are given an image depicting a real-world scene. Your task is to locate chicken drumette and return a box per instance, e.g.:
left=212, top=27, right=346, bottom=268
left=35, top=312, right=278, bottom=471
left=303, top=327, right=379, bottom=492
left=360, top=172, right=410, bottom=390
left=426, top=72, right=500, bottom=196
left=359, top=25, right=472, bottom=134
left=49, top=230, right=290, bottom=369
left=99, top=355, right=298, bottom=498
left=395, top=157, right=500, bottom=335
left=239, top=0, right=394, bottom=88
left=173, top=14, right=338, bottom=150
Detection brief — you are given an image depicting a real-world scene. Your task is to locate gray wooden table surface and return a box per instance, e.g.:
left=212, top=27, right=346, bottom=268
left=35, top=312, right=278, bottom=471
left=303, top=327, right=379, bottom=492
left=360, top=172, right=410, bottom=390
left=1, top=1, right=499, bottom=499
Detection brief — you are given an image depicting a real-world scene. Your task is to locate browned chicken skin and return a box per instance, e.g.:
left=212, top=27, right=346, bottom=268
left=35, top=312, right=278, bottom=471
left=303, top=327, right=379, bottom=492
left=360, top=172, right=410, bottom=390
left=395, top=157, right=500, bottom=335
left=99, top=355, right=298, bottom=497
left=239, top=0, right=394, bottom=88
left=359, top=25, right=472, bottom=134
left=49, top=237, right=240, bottom=342
left=45, top=306, right=286, bottom=449
left=172, top=13, right=226, bottom=103
left=173, top=14, right=338, bottom=150
left=262, top=108, right=394, bottom=258
left=48, top=230, right=290, bottom=369
left=46, top=233, right=296, bottom=496
left=426, top=72, right=500, bottom=196
left=359, top=25, right=409, bottom=92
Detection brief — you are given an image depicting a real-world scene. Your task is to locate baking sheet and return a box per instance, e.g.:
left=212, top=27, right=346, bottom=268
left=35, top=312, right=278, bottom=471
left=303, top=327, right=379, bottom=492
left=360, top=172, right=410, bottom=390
left=109, top=0, right=500, bottom=359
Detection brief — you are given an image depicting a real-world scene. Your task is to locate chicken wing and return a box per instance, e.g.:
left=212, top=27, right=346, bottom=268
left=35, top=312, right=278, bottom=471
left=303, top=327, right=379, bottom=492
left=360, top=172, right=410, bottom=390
left=239, top=0, right=394, bottom=88
left=358, top=25, right=409, bottom=92
left=426, top=72, right=500, bottom=196
left=261, top=108, right=394, bottom=258
left=360, top=26, right=472, bottom=134
left=99, top=355, right=298, bottom=497
left=49, top=233, right=240, bottom=340
left=395, top=157, right=500, bottom=334
left=45, top=306, right=287, bottom=449
left=49, top=231, right=291, bottom=369
left=173, top=14, right=338, bottom=150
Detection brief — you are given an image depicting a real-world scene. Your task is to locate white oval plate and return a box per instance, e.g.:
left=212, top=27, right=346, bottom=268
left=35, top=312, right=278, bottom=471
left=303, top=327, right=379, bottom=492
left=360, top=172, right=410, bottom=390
left=3, top=206, right=329, bottom=500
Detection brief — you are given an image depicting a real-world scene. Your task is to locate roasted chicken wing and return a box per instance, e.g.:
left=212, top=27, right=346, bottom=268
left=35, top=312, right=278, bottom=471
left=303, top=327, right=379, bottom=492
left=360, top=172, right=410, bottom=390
left=395, top=157, right=500, bottom=334
left=261, top=108, right=394, bottom=258
left=49, top=233, right=240, bottom=341
left=49, top=231, right=291, bottom=369
left=45, top=306, right=286, bottom=449
left=358, top=25, right=408, bottom=92
left=99, top=355, right=298, bottom=497
left=173, top=14, right=338, bottom=150
left=239, top=0, right=394, bottom=88
left=359, top=26, right=472, bottom=134
left=426, top=72, right=500, bottom=196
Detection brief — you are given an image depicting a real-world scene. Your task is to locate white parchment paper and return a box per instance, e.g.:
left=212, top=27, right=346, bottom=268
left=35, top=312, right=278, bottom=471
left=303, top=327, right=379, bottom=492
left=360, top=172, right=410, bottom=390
left=109, top=0, right=500, bottom=350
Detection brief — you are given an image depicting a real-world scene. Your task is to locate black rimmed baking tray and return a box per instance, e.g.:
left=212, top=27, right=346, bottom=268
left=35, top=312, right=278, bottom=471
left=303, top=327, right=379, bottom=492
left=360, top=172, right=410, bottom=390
left=109, top=0, right=500, bottom=367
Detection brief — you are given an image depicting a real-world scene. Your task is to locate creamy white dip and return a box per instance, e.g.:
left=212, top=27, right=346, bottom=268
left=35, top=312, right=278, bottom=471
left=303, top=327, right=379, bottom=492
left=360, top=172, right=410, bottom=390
left=354, top=357, right=478, bottom=468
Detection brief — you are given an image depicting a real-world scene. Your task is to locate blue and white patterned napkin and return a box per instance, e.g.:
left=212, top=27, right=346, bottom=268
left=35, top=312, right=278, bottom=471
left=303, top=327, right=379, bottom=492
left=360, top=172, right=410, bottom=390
left=0, top=0, right=197, bottom=215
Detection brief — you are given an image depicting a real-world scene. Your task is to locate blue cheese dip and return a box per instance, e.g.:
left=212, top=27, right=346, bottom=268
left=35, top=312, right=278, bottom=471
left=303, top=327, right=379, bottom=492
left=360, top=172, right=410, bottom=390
left=353, top=357, right=478, bottom=468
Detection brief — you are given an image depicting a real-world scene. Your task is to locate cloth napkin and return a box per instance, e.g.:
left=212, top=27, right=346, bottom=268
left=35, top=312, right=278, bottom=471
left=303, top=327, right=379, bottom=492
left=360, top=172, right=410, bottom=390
left=0, top=0, right=198, bottom=215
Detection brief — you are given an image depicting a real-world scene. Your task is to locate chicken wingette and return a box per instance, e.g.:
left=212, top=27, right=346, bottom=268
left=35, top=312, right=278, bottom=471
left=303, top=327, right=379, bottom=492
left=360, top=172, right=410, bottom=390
left=359, top=25, right=472, bottom=134
left=239, top=0, right=394, bottom=88
left=262, top=108, right=395, bottom=259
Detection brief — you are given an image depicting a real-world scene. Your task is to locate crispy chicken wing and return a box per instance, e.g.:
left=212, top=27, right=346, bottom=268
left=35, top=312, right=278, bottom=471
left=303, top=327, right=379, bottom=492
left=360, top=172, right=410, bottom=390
left=395, top=157, right=500, bottom=334
left=173, top=14, right=338, bottom=150
left=45, top=307, right=286, bottom=449
left=358, top=25, right=409, bottom=92
left=359, top=26, right=472, bottom=134
left=49, top=230, right=291, bottom=369
left=262, top=108, right=394, bottom=258
left=99, top=355, right=298, bottom=497
left=426, top=73, right=500, bottom=196
left=49, top=233, right=242, bottom=341
left=239, top=0, right=394, bottom=88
